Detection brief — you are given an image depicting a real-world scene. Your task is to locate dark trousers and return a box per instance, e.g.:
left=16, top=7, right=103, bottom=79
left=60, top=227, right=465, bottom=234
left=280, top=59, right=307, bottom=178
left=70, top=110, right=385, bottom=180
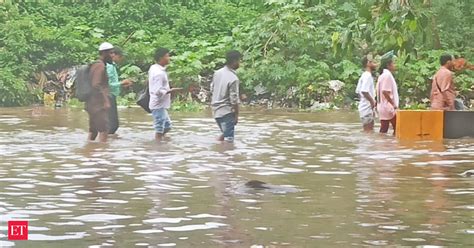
left=108, top=95, right=119, bottom=134
left=380, top=116, right=397, bottom=134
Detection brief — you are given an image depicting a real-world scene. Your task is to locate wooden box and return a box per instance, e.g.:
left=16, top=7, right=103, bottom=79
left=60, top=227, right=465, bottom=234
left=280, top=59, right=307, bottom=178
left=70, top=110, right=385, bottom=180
left=396, top=110, right=444, bottom=141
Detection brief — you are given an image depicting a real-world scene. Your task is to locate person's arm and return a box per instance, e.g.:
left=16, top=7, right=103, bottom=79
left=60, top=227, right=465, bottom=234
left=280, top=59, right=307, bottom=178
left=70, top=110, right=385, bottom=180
left=382, top=90, right=397, bottom=109
left=166, top=87, right=183, bottom=94
left=362, top=92, right=376, bottom=109
left=446, top=72, right=454, bottom=92
left=91, top=62, right=105, bottom=89
left=229, top=80, right=240, bottom=124
left=155, top=74, right=168, bottom=97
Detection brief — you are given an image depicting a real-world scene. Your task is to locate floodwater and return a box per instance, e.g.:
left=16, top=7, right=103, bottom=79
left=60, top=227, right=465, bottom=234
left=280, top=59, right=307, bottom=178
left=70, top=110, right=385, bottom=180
left=0, top=107, right=473, bottom=248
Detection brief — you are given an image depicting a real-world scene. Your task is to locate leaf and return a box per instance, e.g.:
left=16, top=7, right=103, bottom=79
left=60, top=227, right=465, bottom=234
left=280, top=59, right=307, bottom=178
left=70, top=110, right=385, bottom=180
left=408, top=20, right=417, bottom=31
left=397, top=36, right=404, bottom=47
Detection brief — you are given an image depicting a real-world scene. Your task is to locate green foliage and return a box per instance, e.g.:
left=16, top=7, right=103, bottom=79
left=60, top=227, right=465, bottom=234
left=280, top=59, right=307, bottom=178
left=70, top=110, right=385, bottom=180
left=0, top=68, right=37, bottom=106
left=116, top=92, right=137, bottom=108
left=66, top=98, right=84, bottom=108
left=0, top=0, right=472, bottom=109
left=171, top=99, right=206, bottom=112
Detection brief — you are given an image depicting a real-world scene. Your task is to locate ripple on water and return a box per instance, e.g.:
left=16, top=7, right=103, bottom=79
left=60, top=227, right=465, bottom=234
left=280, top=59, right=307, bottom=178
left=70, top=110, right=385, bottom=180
left=187, top=214, right=226, bottom=219
left=403, top=238, right=426, bottom=242
left=0, top=240, right=15, bottom=247
left=92, top=225, right=126, bottom=230
left=158, top=243, right=176, bottom=247
left=363, top=240, right=389, bottom=246
left=71, top=214, right=134, bottom=222
left=28, top=232, right=86, bottom=241
left=378, top=225, right=410, bottom=231
left=163, top=206, right=188, bottom=211
left=143, top=218, right=191, bottom=224
left=313, top=171, right=352, bottom=175
left=48, top=222, right=84, bottom=226
left=133, top=229, right=164, bottom=234
left=96, top=199, right=128, bottom=204
left=163, top=222, right=227, bottom=232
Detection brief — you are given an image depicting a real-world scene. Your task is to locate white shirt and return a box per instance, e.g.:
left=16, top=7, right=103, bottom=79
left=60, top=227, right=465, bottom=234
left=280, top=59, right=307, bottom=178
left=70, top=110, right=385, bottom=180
left=355, top=71, right=375, bottom=117
left=148, top=64, right=171, bottom=110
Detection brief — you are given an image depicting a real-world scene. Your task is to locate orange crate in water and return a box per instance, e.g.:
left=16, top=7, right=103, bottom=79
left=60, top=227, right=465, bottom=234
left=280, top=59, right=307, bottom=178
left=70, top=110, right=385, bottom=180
left=396, top=110, right=444, bottom=140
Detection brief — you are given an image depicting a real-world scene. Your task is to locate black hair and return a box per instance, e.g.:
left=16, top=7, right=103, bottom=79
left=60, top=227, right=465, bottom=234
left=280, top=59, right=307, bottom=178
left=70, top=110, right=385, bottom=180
left=113, top=47, right=124, bottom=56
left=226, top=50, right=241, bottom=65
left=154, top=47, right=170, bottom=62
left=440, top=54, right=453, bottom=66
left=378, top=58, right=393, bottom=74
left=361, top=56, right=369, bottom=68
left=99, top=50, right=112, bottom=56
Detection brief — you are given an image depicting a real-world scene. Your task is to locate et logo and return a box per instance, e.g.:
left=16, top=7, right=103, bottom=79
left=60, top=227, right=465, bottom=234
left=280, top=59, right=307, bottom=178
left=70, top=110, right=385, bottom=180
left=8, top=221, right=28, bottom=240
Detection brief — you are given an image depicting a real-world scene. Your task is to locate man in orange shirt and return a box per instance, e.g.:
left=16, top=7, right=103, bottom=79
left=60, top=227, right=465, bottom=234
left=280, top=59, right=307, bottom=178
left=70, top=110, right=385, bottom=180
left=431, top=54, right=456, bottom=110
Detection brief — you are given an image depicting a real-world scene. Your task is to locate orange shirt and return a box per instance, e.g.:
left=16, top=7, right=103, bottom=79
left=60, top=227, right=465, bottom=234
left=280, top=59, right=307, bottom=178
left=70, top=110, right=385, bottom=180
left=430, top=67, right=455, bottom=110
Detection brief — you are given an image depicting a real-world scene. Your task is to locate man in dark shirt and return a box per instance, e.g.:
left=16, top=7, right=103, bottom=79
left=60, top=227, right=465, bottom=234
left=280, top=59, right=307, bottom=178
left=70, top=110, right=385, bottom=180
left=86, top=42, right=113, bottom=142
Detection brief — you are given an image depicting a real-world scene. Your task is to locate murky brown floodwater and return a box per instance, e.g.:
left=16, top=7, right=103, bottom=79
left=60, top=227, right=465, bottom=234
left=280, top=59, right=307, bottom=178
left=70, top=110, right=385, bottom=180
left=0, top=106, right=473, bottom=247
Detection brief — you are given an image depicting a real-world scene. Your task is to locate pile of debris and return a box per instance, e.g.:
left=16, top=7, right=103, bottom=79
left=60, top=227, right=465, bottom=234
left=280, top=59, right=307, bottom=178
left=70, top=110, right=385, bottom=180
left=31, top=67, right=78, bottom=107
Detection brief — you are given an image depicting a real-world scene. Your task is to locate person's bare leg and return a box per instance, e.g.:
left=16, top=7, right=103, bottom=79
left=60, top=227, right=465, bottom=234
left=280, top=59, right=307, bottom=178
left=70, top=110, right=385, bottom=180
left=217, top=134, right=224, bottom=141
left=363, top=121, right=374, bottom=132
left=391, top=116, right=397, bottom=136
left=98, top=132, right=108, bottom=143
left=155, top=133, right=164, bottom=142
left=88, top=131, right=98, bottom=141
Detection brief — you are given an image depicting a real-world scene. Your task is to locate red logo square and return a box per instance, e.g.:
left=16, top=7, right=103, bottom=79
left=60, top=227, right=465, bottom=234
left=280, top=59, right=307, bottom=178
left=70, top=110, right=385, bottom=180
left=8, top=221, right=28, bottom=240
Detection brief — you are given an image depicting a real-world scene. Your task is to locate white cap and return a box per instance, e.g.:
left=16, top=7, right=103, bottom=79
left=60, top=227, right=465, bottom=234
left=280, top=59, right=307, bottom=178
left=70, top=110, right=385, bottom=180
left=99, top=42, right=114, bottom=51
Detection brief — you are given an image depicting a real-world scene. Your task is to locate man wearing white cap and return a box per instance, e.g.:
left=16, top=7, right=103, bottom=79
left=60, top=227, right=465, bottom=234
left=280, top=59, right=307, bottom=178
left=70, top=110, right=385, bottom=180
left=85, top=42, right=114, bottom=142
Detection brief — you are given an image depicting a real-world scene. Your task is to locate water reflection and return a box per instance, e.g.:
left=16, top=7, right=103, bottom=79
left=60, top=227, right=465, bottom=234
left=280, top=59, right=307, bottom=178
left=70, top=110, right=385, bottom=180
left=0, top=107, right=472, bottom=247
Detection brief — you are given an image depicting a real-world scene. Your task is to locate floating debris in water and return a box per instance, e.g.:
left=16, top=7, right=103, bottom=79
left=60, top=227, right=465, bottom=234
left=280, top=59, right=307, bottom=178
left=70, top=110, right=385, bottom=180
left=460, top=170, right=474, bottom=177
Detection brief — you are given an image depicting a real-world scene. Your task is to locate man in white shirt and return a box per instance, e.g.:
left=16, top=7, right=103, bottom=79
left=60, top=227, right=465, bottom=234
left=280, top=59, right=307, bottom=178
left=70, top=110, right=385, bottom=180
left=355, top=56, right=377, bottom=132
left=148, top=48, right=182, bottom=141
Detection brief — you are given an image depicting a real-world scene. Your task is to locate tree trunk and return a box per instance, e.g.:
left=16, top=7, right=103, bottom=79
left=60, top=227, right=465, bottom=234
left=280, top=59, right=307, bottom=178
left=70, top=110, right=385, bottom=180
left=424, top=0, right=442, bottom=49
left=431, top=17, right=442, bottom=49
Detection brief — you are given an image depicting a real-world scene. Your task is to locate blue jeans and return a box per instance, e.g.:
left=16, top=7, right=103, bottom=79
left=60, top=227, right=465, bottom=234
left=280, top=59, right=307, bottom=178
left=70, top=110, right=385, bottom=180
left=215, top=113, right=236, bottom=142
left=152, top=108, right=172, bottom=134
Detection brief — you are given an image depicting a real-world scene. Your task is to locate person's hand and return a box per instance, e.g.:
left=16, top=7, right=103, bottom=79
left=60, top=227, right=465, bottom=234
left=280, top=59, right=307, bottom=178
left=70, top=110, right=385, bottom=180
left=121, top=79, right=133, bottom=87
left=371, top=101, right=376, bottom=110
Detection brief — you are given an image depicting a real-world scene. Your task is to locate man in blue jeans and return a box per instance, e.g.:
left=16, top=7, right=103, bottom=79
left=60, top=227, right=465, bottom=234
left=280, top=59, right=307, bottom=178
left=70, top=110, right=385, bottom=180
left=148, top=48, right=183, bottom=141
left=211, top=50, right=242, bottom=142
